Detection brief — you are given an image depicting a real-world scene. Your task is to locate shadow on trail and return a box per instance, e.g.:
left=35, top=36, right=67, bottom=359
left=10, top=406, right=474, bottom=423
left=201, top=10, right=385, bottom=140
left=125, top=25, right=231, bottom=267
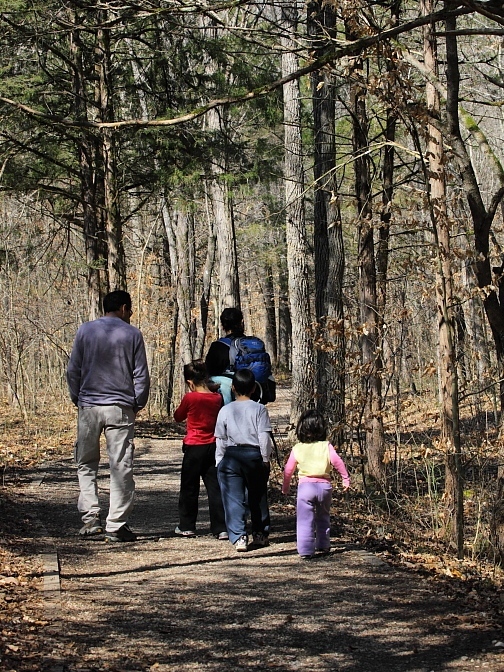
left=9, top=432, right=504, bottom=672
left=48, top=543, right=503, bottom=672
left=61, top=544, right=302, bottom=580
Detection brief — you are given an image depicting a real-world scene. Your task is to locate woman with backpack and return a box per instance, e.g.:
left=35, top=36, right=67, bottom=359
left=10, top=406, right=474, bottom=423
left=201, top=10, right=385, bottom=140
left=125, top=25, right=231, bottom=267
left=205, top=307, right=276, bottom=405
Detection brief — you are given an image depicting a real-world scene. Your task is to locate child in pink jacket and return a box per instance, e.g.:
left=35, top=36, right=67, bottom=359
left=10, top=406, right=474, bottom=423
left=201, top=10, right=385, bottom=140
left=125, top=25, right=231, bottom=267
left=282, top=409, right=350, bottom=559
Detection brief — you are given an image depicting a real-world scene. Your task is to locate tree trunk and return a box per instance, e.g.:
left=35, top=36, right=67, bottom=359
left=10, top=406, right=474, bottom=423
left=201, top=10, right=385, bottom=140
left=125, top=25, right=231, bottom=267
left=195, top=206, right=216, bottom=358
left=376, top=2, right=400, bottom=397
left=346, top=21, right=385, bottom=484
left=256, top=264, right=278, bottom=365
left=279, top=2, right=316, bottom=427
left=308, top=0, right=345, bottom=447
left=95, top=17, right=126, bottom=291
left=277, top=248, right=292, bottom=373
left=69, top=10, right=104, bottom=320
left=422, top=1, right=463, bottom=555
left=163, top=205, right=194, bottom=364
left=440, top=6, right=504, bottom=556
left=201, top=16, right=240, bottom=313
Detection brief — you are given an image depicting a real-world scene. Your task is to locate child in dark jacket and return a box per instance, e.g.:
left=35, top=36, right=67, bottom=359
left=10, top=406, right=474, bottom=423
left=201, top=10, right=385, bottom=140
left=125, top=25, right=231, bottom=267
left=173, top=360, right=227, bottom=539
left=282, top=409, right=350, bottom=559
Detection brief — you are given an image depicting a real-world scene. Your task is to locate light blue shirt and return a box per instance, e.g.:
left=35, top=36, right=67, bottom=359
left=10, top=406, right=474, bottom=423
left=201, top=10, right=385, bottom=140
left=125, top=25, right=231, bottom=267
left=214, top=399, right=272, bottom=464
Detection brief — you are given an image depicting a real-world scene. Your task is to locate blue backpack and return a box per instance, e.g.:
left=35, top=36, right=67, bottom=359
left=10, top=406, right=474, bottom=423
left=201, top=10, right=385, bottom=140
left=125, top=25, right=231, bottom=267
left=219, top=335, right=276, bottom=403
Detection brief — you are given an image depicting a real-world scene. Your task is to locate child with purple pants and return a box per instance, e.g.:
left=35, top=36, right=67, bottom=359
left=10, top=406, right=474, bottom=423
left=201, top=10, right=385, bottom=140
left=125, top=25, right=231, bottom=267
left=282, top=410, right=350, bottom=560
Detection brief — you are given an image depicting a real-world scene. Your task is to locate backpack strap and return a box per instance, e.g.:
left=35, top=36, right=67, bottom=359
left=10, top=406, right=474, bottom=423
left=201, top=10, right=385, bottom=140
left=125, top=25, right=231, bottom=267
left=218, top=336, right=241, bottom=369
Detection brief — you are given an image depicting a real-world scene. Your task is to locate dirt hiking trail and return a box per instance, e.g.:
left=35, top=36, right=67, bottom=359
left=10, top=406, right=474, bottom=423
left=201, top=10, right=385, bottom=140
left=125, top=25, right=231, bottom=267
left=11, top=390, right=504, bottom=671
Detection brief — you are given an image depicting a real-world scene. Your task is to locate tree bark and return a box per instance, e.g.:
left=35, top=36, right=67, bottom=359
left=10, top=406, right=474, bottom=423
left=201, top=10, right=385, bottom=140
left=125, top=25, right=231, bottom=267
left=69, top=10, right=104, bottom=320
left=202, top=15, right=240, bottom=313
left=95, top=16, right=126, bottom=292
left=279, top=1, right=316, bottom=426
left=346, top=20, right=385, bottom=484
left=308, top=1, right=345, bottom=447
left=422, top=0, right=463, bottom=555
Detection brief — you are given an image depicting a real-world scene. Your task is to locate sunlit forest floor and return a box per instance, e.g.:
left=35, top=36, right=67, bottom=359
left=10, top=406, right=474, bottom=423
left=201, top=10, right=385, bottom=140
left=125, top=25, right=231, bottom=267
left=1, top=386, right=504, bottom=670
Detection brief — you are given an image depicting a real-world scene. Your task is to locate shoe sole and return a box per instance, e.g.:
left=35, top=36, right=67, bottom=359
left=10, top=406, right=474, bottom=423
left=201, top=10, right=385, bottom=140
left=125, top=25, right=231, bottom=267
left=104, top=535, right=137, bottom=543
left=78, top=528, right=103, bottom=537
left=175, top=532, right=196, bottom=537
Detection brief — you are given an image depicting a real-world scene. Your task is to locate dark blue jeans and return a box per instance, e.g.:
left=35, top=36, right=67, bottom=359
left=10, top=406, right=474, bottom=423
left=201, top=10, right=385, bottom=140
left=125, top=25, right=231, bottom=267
left=217, top=446, right=268, bottom=544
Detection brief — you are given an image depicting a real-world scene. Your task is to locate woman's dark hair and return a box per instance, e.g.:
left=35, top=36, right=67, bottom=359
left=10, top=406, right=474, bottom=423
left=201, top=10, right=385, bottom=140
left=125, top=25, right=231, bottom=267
left=232, top=369, right=256, bottom=396
left=296, top=409, right=327, bottom=443
left=183, top=359, right=208, bottom=386
left=220, top=307, right=244, bottom=334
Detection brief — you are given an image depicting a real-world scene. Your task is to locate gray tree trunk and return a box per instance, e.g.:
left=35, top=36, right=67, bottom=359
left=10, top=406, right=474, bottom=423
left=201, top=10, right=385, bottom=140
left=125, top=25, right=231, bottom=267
left=308, top=0, right=345, bottom=447
left=278, top=1, right=316, bottom=426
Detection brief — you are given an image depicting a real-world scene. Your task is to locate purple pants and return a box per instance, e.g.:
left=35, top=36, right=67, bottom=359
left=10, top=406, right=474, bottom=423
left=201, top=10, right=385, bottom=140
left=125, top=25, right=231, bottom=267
left=296, top=481, right=332, bottom=556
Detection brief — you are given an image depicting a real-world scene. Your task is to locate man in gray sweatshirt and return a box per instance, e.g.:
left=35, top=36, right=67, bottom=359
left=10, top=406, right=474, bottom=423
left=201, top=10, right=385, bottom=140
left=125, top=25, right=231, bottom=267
left=67, top=290, right=150, bottom=542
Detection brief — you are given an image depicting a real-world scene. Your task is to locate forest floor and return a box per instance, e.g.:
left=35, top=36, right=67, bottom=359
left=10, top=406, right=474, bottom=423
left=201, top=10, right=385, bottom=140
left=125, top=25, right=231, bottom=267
left=2, top=387, right=504, bottom=671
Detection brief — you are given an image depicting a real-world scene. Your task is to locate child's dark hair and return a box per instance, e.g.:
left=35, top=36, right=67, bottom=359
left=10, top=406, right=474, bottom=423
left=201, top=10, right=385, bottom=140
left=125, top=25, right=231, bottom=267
left=183, top=359, right=208, bottom=386
left=232, top=369, right=256, bottom=396
left=296, top=409, right=327, bottom=442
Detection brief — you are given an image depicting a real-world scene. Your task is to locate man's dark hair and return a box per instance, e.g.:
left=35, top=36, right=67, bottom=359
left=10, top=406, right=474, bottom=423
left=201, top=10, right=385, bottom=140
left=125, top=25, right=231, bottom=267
left=296, top=409, right=327, bottom=443
left=232, top=369, right=256, bottom=396
left=103, top=290, right=132, bottom=314
left=220, top=307, right=244, bottom=334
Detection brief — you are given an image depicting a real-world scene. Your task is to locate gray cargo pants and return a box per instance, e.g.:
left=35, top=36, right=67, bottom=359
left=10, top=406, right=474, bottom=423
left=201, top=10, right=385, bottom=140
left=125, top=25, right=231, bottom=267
left=74, top=405, right=136, bottom=532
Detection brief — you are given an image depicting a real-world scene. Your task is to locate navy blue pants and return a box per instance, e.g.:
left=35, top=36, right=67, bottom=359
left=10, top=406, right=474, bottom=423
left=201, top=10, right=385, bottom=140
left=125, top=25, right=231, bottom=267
left=217, top=446, right=268, bottom=544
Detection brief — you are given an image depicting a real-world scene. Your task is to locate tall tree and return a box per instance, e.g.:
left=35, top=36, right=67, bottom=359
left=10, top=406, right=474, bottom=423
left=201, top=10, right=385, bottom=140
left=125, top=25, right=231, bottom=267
left=421, top=0, right=463, bottom=555
left=278, top=0, right=316, bottom=425
left=308, top=0, right=346, bottom=446
left=346, top=17, right=385, bottom=485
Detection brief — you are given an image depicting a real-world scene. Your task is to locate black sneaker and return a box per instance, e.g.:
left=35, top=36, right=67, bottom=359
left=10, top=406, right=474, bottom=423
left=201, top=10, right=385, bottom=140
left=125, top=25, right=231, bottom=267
left=79, top=514, right=103, bottom=537
left=252, top=533, right=269, bottom=547
left=104, top=524, right=137, bottom=543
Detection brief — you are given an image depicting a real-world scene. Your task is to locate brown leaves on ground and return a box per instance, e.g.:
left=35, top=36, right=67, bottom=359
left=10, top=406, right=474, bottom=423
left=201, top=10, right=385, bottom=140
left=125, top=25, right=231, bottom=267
left=2, top=392, right=504, bottom=669
left=0, top=402, right=75, bottom=474
left=0, top=518, right=48, bottom=672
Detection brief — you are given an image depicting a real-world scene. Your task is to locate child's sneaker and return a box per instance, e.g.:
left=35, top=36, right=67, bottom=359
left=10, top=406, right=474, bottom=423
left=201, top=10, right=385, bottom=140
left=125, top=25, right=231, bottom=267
left=252, top=533, right=269, bottom=547
left=234, top=535, right=248, bottom=552
left=174, top=526, right=196, bottom=537
left=216, top=531, right=229, bottom=541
